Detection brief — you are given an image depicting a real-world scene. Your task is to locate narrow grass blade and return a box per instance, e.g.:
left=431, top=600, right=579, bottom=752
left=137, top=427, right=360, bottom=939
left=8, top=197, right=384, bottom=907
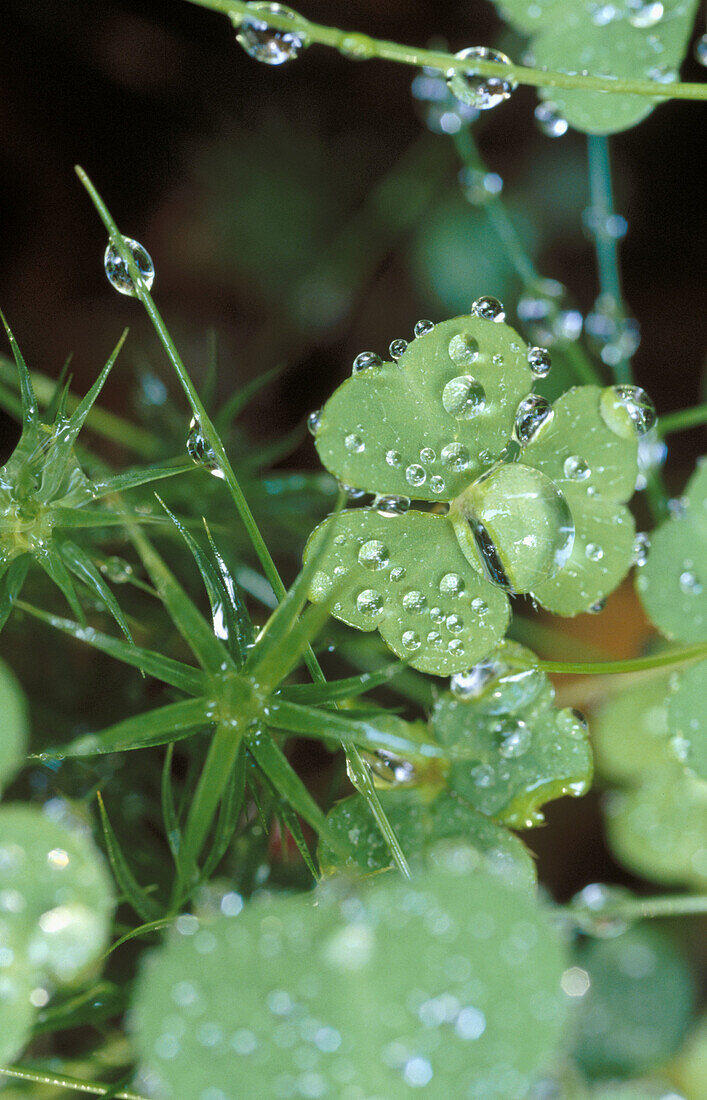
left=97, top=792, right=161, bottom=922
left=103, top=917, right=174, bottom=958
left=18, top=601, right=204, bottom=694
left=44, top=354, right=73, bottom=423
left=214, top=363, right=282, bottom=434
left=60, top=538, right=133, bottom=643
left=277, top=803, right=318, bottom=880
left=200, top=742, right=246, bottom=881
left=204, top=520, right=254, bottom=667
left=0, top=310, right=38, bottom=422
left=39, top=696, right=214, bottom=759
left=161, top=743, right=182, bottom=865
left=31, top=981, right=124, bottom=1037
left=51, top=507, right=168, bottom=528
left=37, top=548, right=85, bottom=623
left=279, top=663, right=402, bottom=705
left=91, top=459, right=194, bottom=498
left=253, top=596, right=334, bottom=696
left=246, top=727, right=334, bottom=845
left=0, top=557, right=30, bottom=630
left=65, top=330, right=128, bottom=445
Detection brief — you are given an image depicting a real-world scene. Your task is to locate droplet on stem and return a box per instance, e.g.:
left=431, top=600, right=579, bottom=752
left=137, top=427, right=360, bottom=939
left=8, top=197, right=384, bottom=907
left=104, top=238, right=154, bottom=297
left=187, top=418, right=218, bottom=470
left=235, top=2, right=309, bottom=66
left=446, top=47, right=517, bottom=111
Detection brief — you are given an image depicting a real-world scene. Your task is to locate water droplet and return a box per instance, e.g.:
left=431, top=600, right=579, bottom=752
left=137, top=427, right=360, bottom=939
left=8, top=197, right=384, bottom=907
left=340, top=33, right=376, bottom=60
left=635, top=429, right=667, bottom=490
left=440, top=442, right=470, bottom=471
left=513, top=395, right=554, bottom=444
left=695, top=33, right=707, bottom=67
left=405, top=464, right=426, bottom=488
left=366, top=749, right=416, bottom=786
left=534, top=101, right=568, bottom=137
left=411, top=66, right=479, bottom=134
left=352, top=351, right=382, bottom=374
left=442, top=375, right=486, bottom=420
left=563, top=455, right=591, bottom=481
left=626, top=1, right=664, bottom=29
left=588, top=597, right=607, bottom=614
left=440, top=573, right=465, bottom=597
left=402, top=629, right=421, bottom=651
left=499, top=719, right=531, bottom=758
left=446, top=612, right=464, bottom=633
left=100, top=557, right=133, bottom=584
left=527, top=346, right=551, bottom=378
left=427, top=630, right=443, bottom=646
left=307, top=409, right=321, bottom=436
left=187, top=418, right=218, bottom=469
left=420, top=447, right=436, bottom=463
left=344, top=432, right=365, bottom=453
left=632, top=532, right=650, bottom=566
left=386, top=449, right=402, bottom=467
left=451, top=660, right=499, bottom=699
left=600, top=384, right=656, bottom=439
left=679, top=570, right=702, bottom=595
left=582, top=206, right=628, bottom=241
left=356, top=589, right=384, bottom=617
left=470, top=763, right=495, bottom=788
left=471, top=295, right=505, bottom=322
left=235, top=2, right=309, bottom=65
left=459, top=168, right=503, bottom=205
left=390, top=566, right=406, bottom=582
left=430, top=475, right=446, bottom=494
left=447, top=336, right=479, bottom=374
left=471, top=597, right=487, bottom=613
left=447, top=47, right=517, bottom=110
left=430, top=606, right=444, bottom=622
left=570, top=883, right=633, bottom=938
left=338, top=483, right=367, bottom=500
left=414, top=319, right=435, bottom=338
left=402, top=590, right=427, bottom=613
left=104, top=238, right=154, bottom=297
left=585, top=543, right=604, bottom=563
left=358, top=540, right=389, bottom=570
left=389, top=338, right=408, bottom=360
left=374, top=494, right=410, bottom=516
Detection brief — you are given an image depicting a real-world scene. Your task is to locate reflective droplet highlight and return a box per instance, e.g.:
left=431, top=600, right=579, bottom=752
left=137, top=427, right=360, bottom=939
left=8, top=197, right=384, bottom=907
left=358, top=540, right=389, bottom=571
left=307, top=409, right=321, bottom=436
left=405, top=464, right=426, bottom=488
left=104, top=238, right=154, bottom=297
left=414, top=319, right=435, bottom=338
left=632, top=532, right=650, bottom=567
left=534, top=101, right=568, bottom=137
left=442, top=375, right=486, bottom=420
left=356, top=589, right=384, bottom=617
left=440, top=442, right=470, bottom=471
left=235, top=3, right=309, bottom=66
left=626, top=1, right=664, bottom=28
left=352, top=351, right=382, bottom=374
left=600, top=384, right=656, bottom=439
left=471, top=295, right=505, bottom=322
left=563, top=455, right=591, bottom=481
left=374, top=494, right=410, bottom=516
left=527, top=346, right=551, bottom=378
left=344, top=433, right=365, bottom=453
left=389, top=339, right=408, bottom=360
left=448, top=333, right=479, bottom=367
left=447, top=47, right=517, bottom=110
left=187, top=419, right=218, bottom=470
left=514, top=395, right=554, bottom=444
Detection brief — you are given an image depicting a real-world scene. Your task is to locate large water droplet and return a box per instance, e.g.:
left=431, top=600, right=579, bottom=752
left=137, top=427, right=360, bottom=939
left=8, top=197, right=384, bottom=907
left=420, top=447, right=436, bottom=463
left=600, top=384, right=656, bottom=439
left=187, top=418, right=218, bottom=469
left=442, top=375, right=486, bottom=420
left=402, top=590, right=427, bottom=614
left=471, top=295, right=505, bottom=322
left=470, top=763, right=495, bottom=788
left=447, top=47, right=517, bottom=110
left=440, top=572, right=465, bottom=597
left=563, top=455, right=591, bottom=481
left=626, top=1, right=664, bottom=28
left=358, top=540, right=389, bottom=571
left=352, top=351, right=382, bottom=374
left=235, top=2, right=309, bottom=65
left=499, top=719, right=531, bottom=758
left=374, top=494, right=410, bottom=516
left=367, top=749, right=416, bottom=786
left=514, top=395, right=554, bottom=444
left=386, top=449, right=402, bottom=467
left=100, top=557, right=134, bottom=584
left=344, top=432, right=365, bottom=453
left=307, top=409, right=321, bottom=436
left=448, top=333, right=479, bottom=367
left=389, top=338, right=408, bottom=360
left=401, top=629, right=421, bottom=651
left=527, top=346, right=551, bottom=378
left=534, top=101, right=568, bottom=137
left=440, top=442, right=470, bottom=471
left=414, top=319, right=435, bottom=338
left=338, top=483, right=367, bottom=500
left=405, top=464, right=426, bottom=488
left=356, top=589, right=384, bottom=617
left=104, top=238, right=154, bottom=297
left=430, top=475, right=446, bottom=494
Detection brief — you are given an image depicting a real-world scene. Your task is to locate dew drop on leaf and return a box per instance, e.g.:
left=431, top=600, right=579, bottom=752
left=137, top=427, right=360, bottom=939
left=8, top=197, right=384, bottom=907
left=344, top=432, right=365, bottom=453
left=440, top=572, right=465, bottom=597
left=430, top=475, right=446, bottom=494
left=570, top=883, right=633, bottom=939
left=695, top=33, right=707, bottom=66
left=514, top=395, right=554, bottom=445
left=471, top=295, right=506, bottom=321
left=352, top=351, right=382, bottom=374
left=585, top=543, right=604, bottom=563
left=632, top=532, right=650, bottom=567
left=600, top=384, right=656, bottom=440
left=527, top=346, right=552, bottom=378
left=401, top=629, right=421, bottom=651
left=563, top=455, right=591, bottom=481
left=679, top=570, right=702, bottom=595
left=358, top=540, right=390, bottom=571
left=356, top=588, right=384, bottom=617
left=405, top=463, right=426, bottom=488
left=442, top=375, right=486, bottom=420
left=235, top=2, right=309, bottom=65
left=100, top=557, right=133, bottom=584
left=374, top=494, right=410, bottom=516
left=104, top=238, right=154, bottom=297
left=447, top=47, right=517, bottom=110
left=389, top=338, right=408, bottom=359
left=448, top=332, right=480, bottom=367
left=385, top=449, right=402, bottom=467
left=626, top=0, right=664, bottom=28
left=413, top=319, right=435, bottom=338
left=402, top=589, right=427, bottom=614
left=307, top=409, right=321, bottom=436
left=588, top=597, right=607, bottom=614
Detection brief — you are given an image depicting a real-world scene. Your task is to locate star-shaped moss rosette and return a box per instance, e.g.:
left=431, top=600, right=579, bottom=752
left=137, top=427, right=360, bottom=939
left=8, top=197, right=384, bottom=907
left=0, top=658, right=116, bottom=1064
left=492, top=0, right=700, bottom=134
left=0, top=317, right=190, bottom=634
left=305, top=309, right=642, bottom=675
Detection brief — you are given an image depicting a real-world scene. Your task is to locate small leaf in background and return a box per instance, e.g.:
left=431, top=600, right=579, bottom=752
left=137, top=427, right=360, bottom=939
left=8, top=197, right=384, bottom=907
left=668, top=658, right=707, bottom=781
left=0, top=658, right=28, bottom=794
left=433, top=641, right=593, bottom=827
left=0, top=805, right=115, bottom=1062
left=637, top=458, right=707, bottom=643
left=605, top=763, right=707, bottom=889
left=319, top=787, right=537, bottom=892
left=592, top=675, right=676, bottom=785
left=571, top=925, right=694, bottom=1078
left=133, top=852, right=567, bottom=1099
left=494, top=0, right=701, bottom=134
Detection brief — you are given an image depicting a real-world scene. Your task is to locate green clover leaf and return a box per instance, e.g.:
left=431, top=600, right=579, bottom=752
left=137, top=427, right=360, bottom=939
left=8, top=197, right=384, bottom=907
left=494, top=0, right=700, bottom=134
left=318, top=787, right=537, bottom=892
left=592, top=674, right=676, bottom=785
left=432, top=641, right=593, bottom=827
left=667, top=658, right=707, bottom=782
left=133, top=853, right=567, bottom=1100
left=636, top=457, right=707, bottom=642
left=306, top=315, right=639, bottom=674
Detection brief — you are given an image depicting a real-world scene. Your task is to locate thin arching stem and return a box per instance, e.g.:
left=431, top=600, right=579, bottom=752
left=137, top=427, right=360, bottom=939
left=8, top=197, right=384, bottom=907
left=530, top=641, right=707, bottom=676
left=564, top=893, right=707, bottom=924
left=184, top=0, right=707, bottom=103
left=658, top=402, right=707, bottom=436
left=0, top=1066, right=147, bottom=1100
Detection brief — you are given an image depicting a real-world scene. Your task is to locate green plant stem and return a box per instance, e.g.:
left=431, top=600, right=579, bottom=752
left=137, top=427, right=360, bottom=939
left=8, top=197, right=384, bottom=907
left=586, top=134, right=630, bottom=385
left=565, top=893, right=707, bottom=923
left=183, top=0, right=707, bottom=103
left=658, top=402, right=707, bottom=436
left=452, top=128, right=601, bottom=387
left=0, top=1066, right=147, bottom=1100
left=75, top=167, right=410, bottom=880
left=530, top=642, right=707, bottom=676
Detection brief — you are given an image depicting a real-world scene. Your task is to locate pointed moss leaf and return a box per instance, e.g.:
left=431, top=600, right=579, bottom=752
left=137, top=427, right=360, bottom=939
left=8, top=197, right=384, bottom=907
left=133, top=859, right=567, bottom=1100
left=572, top=925, right=694, bottom=1079
left=605, top=764, right=707, bottom=889
left=304, top=509, right=509, bottom=675
left=592, top=675, right=675, bottom=785
left=433, top=642, right=593, bottom=827
left=522, top=386, right=638, bottom=615
left=0, top=805, right=115, bottom=1062
left=0, top=659, right=28, bottom=794
left=314, top=315, right=532, bottom=500
left=496, top=1, right=701, bottom=134
left=668, top=659, right=707, bottom=781
left=636, top=458, right=707, bottom=642
left=319, top=788, right=537, bottom=892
